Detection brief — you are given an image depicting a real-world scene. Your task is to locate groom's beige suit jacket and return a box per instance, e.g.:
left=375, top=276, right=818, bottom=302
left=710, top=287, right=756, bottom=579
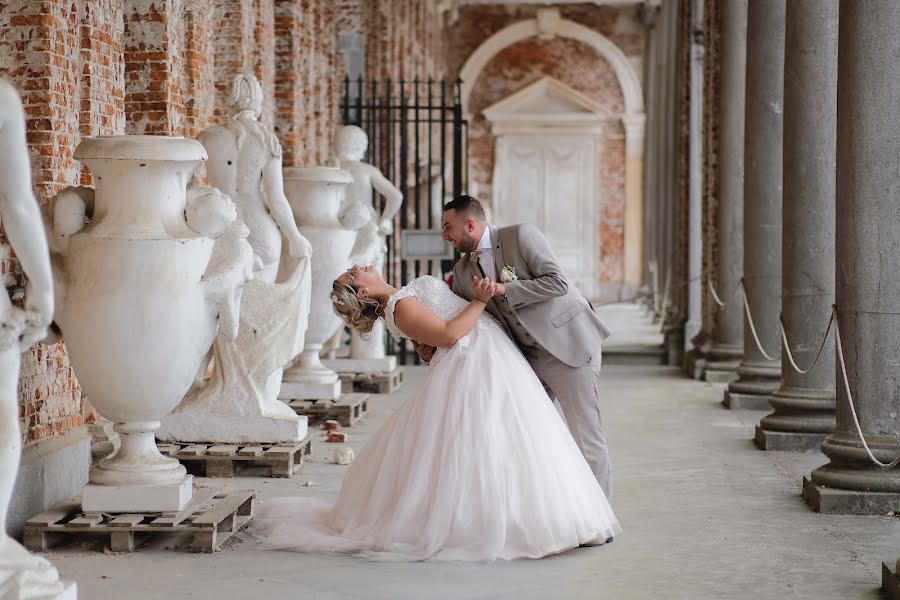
left=451, top=224, right=611, bottom=368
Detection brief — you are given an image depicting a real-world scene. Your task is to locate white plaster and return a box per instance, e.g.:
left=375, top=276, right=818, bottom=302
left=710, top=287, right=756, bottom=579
left=47, top=135, right=255, bottom=512
left=0, top=78, right=76, bottom=600
left=159, top=75, right=312, bottom=444
left=280, top=167, right=356, bottom=402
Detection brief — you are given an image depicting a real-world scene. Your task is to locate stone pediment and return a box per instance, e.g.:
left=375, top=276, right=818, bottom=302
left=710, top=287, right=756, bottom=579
left=482, top=76, right=611, bottom=122
left=482, top=76, right=610, bottom=135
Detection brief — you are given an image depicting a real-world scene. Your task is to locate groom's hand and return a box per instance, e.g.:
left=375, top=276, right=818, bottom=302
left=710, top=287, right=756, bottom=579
left=412, top=340, right=436, bottom=363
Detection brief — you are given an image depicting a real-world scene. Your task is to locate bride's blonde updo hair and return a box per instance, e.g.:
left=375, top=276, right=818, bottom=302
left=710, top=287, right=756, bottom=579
left=330, top=280, right=381, bottom=336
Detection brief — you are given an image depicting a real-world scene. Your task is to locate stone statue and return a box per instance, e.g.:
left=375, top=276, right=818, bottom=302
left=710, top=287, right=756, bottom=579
left=334, top=125, right=403, bottom=364
left=159, top=74, right=312, bottom=443
left=197, top=74, right=312, bottom=283
left=0, top=79, right=75, bottom=599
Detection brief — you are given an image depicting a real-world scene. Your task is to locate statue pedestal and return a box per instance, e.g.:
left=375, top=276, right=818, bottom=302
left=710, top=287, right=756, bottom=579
left=82, top=476, right=193, bottom=513
left=324, top=356, right=397, bottom=375
left=279, top=377, right=342, bottom=401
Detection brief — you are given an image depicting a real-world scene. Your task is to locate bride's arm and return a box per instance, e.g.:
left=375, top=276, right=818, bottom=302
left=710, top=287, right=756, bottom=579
left=394, top=278, right=493, bottom=347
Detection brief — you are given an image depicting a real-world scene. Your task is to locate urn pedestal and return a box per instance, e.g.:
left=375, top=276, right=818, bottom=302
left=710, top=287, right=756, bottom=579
left=280, top=167, right=355, bottom=401
left=50, top=136, right=253, bottom=512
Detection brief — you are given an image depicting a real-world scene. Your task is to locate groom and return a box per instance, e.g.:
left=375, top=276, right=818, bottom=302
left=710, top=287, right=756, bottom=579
left=415, top=194, right=613, bottom=500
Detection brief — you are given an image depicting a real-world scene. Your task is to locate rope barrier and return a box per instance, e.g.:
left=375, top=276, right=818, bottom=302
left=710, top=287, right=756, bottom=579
left=834, top=306, right=900, bottom=469
left=705, top=276, right=898, bottom=470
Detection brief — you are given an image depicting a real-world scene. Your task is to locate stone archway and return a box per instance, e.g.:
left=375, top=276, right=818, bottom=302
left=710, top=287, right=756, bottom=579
left=459, top=8, right=646, bottom=289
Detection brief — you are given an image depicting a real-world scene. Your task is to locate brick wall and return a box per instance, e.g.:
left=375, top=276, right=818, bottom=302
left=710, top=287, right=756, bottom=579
left=0, top=0, right=345, bottom=447
left=446, top=4, right=644, bottom=288
left=700, top=0, right=721, bottom=338
left=0, top=0, right=130, bottom=444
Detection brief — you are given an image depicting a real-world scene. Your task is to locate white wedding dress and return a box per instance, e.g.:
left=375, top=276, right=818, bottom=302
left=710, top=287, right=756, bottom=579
left=250, top=276, right=621, bottom=561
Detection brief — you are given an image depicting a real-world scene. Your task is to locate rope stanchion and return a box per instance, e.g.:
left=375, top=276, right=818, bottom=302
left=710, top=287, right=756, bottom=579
left=833, top=306, right=900, bottom=469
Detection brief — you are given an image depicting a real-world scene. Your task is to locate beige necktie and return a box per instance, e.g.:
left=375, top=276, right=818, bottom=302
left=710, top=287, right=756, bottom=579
left=469, top=249, right=486, bottom=278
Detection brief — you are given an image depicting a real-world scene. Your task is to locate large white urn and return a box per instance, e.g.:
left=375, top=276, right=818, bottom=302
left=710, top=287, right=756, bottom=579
left=280, top=166, right=359, bottom=401
left=47, top=136, right=254, bottom=512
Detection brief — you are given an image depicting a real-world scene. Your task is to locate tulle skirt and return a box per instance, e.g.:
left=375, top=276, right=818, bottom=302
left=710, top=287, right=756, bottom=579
left=250, top=320, right=621, bottom=561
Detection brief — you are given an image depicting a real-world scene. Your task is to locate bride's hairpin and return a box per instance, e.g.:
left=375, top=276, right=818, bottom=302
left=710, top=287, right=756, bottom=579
left=330, top=293, right=347, bottom=307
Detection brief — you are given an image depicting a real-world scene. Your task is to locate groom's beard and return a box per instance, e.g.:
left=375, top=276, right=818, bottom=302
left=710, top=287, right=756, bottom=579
left=457, top=232, right=478, bottom=253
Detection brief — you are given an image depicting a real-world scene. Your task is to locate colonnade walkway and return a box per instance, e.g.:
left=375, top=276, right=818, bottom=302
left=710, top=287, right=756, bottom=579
left=47, top=347, right=896, bottom=599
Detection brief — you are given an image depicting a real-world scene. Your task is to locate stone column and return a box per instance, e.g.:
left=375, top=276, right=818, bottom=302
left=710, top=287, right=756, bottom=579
left=803, top=0, right=900, bottom=515
left=723, top=0, right=784, bottom=410
left=704, top=0, right=747, bottom=384
left=623, top=113, right=646, bottom=294
left=684, top=0, right=704, bottom=355
left=754, top=0, right=837, bottom=451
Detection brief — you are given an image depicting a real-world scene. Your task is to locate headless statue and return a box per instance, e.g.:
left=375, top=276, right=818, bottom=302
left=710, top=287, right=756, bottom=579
left=160, top=74, right=311, bottom=443
left=0, top=79, right=71, bottom=599
left=198, top=74, right=311, bottom=282
left=334, top=125, right=403, bottom=360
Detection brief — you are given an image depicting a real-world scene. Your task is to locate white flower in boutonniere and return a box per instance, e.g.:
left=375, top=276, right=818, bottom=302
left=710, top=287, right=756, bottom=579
left=500, top=265, right=518, bottom=283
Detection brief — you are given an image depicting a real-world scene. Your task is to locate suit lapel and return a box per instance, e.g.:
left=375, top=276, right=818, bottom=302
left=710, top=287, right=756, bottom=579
left=490, top=226, right=506, bottom=280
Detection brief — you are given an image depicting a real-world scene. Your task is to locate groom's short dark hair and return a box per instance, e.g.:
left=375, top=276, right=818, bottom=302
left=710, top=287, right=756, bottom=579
left=443, top=195, right=486, bottom=223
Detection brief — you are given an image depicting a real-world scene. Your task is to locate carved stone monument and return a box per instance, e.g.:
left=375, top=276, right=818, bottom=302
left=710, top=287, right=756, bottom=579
left=325, top=125, right=403, bottom=375
left=0, top=78, right=76, bottom=600
left=47, top=135, right=255, bottom=512
left=159, top=74, right=311, bottom=444
left=280, top=166, right=361, bottom=401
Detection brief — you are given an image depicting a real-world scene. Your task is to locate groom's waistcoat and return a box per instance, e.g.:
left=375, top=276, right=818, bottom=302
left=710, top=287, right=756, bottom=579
left=452, top=224, right=611, bottom=368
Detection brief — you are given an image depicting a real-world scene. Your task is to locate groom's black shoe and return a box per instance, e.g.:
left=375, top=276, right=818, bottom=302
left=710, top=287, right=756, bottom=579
left=579, top=536, right=613, bottom=548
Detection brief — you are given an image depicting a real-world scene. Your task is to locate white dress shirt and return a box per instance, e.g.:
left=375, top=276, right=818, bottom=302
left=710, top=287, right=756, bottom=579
left=472, top=227, right=498, bottom=281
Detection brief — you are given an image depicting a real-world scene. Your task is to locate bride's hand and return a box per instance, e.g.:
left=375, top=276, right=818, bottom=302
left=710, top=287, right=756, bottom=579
left=472, top=276, right=495, bottom=303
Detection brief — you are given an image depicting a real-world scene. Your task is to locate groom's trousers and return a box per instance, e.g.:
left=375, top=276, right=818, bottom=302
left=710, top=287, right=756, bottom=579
left=525, top=347, right=612, bottom=501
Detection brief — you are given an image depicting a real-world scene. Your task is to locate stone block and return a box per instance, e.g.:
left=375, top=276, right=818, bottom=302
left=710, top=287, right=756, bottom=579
left=82, top=475, right=193, bottom=513
left=722, top=391, right=772, bottom=411
left=753, top=427, right=827, bottom=451
left=802, top=476, right=900, bottom=515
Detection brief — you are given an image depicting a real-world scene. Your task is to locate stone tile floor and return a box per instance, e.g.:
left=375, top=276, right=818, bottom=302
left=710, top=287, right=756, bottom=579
left=43, top=362, right=899, bottom=599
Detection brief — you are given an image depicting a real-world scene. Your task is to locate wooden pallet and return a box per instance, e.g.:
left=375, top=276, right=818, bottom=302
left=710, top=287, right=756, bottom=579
left=338, top=367, right=404, bottom=394
left=156, top=436, right=311, bottom=478
left=289, top=392, right=369, bottom=427
left=23, top=489, right=255, bottom=553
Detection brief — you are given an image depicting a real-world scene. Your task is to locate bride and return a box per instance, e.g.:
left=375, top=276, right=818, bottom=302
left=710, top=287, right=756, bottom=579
left=250, top=266, right=620, bottom=561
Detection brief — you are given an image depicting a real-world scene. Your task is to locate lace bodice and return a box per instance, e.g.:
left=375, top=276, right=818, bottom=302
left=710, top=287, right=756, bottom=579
left=385, top=276, right=469, bottom=339
left=384, top=276, right=502, bottom=356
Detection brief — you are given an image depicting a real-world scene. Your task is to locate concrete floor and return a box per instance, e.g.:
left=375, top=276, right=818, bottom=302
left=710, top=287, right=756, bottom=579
left=43, top=365, right=900, bottom=600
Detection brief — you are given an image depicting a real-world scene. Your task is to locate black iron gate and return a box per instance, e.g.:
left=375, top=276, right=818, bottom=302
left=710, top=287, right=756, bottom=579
left=340, top=77, right=469, bottom=363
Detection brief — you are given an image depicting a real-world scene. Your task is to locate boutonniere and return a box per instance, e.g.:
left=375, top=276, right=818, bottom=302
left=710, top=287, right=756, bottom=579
left=500, top=265, right=518, bottom=283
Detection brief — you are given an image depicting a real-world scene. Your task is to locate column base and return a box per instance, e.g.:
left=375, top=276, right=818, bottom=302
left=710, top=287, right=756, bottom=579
left=279, top=379, right=342, bottom=401
left=705, top=362, right=740, bottom=384
left=802, top=476, right=900, bottom=515
left=683, top=349, right=707, bottom=380
left=323, top=356, right=397, bottom=375
left=882, top=562, right=900, bottom=600
left=722, top=391, right=772, bottom=411
left=82, top=474, right=193, bottom=513
left=753, top=426, right=827, bottom=451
